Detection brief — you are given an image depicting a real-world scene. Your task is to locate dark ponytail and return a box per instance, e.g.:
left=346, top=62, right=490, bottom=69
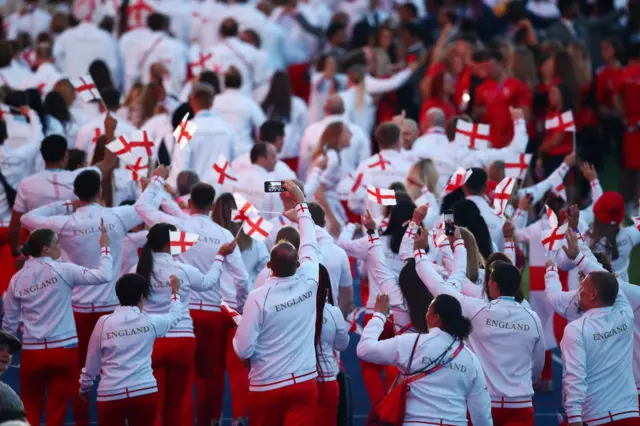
left=432, top=294, right=472, bottom=340
left=22, top=228, right=56, bottom=257
left=136, top=223, right=176, bottom=282
left=315, top=264, right=334, bottom=377
left=118, top=0, right=130, bottom=37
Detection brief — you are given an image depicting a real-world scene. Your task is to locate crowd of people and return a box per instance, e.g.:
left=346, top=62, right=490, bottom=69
left=0, top=0, right=639, bottom=425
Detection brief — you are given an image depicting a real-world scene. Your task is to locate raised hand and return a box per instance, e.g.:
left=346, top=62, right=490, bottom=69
left=361, top=210, right=377, bottom=232
left=99, top=218, right=111, bottom=248
left=414, top=227, right=429, bottom=251
left=218, top=240, right=238, bottom=257
left=374, top=293, right=390, bottom=315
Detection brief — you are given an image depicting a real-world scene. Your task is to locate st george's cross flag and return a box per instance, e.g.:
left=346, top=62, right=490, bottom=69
left=169, top=231, right=199, bottom=256
left=493, top=177, right=516, bottom=217
left=444, top=167, right=473, bottom=194
left=545, top=110, right=575, bottom=132
left=366, top=186, right=397, bottom=206
left=455, top=120, right=490, bottom=150
left=242, top=212, right=273, bottom=241
left=71, top=75, right=101, bottom=102
left=232, top=194, right=258, bottom=223
left=503, top=153, right=532, bottom=180
left=174, top=113, right=197, bottom=150
left=212, top=155, right=237, bottom=185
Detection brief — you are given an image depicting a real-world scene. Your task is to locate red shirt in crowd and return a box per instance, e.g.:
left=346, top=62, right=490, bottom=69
left=474, top=76, right=533, bottom=148
left=595, top=65, right=624, bottom=110
left=617, top=62, right=640, bottom=125
left=454, top=66, right=472, bottom=112
left=575, top=83, right=598, bottom=130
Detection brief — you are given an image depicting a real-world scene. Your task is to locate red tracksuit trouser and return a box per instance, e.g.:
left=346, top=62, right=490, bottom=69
left=191, top=310, right=233, bottom=425
left=491, top=407, right=534, bottom=426
left=21, top=346, right=78, bottom=426
left=249, top=380, right=318, bottom=426
left=226, top=328, right=249, bottom=419
left=73, top=311, right=112, bottom=426
left=315, top=380, right=340, bottom=426
left=360, top=313, right=397, bottom=405
left=151, top=337, right=196, bottom=426
left=97, top=392, right=158, bottom=426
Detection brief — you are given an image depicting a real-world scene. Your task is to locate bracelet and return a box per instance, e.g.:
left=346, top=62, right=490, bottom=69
left=366, top=229, right=376, bottom=235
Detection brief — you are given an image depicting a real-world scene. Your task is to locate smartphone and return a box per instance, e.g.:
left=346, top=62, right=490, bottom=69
left=264, top=181, right=286, bottom=193
left=444, top=210, right=455, bottom=236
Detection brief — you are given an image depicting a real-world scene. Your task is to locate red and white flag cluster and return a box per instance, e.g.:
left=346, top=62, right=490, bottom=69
left=221, top=301, right=242, bottom=326
left=189, top=50, right=215, bottom=77
left=231, top=194, right=258, bottom=223
left=503, top=153, right=532, bottom=180
left=366, top=186, right=397, bottom=206
left=454, top=121, right=490, bottom=150
left=541, top=205, right=567, bottom=253
left=169, top=231, right=199, bottom=256
left=106, top=130, right=156, bottom=182
left=444, top=168, right=473, bottom=194
left=549, top=174, right=567, bottom=201
left=174, top=113, right=197, bottom=150
left=493, top=177, right=516, bottom=217
left=72, top=75, right=101, bottom=103
left=212, top=155, right=237, bottom=185
left=545, top=111, right=575, bottom=132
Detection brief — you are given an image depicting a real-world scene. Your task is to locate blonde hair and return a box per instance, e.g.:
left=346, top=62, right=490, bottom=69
left=459, top=227, right=484, bottom=283
left=406, top=159, right=440, bottom=200
left=311, top=121, right=346, bottom=160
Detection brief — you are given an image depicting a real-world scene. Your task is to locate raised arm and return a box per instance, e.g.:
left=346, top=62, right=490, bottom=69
left=20, top=200, right=74, bottom=232
left=365, top=68, right=413, bottom=95
left=188, top=254, right=225, bottom=292
left=60, top=243, right=113, bottom=286
left=284, top=180, right=318, bottom=274
left=337, top=224, right=369, bottom=260
left=518, top=154, right=573, bottom=204
left=133, top=170, right=182, bottom=228
left=356, top=295, right=404, bottom=366
left=148, top=276, right=183, bottom=337
left=364, top=212, right=405, bottom=307
left=544, top=262, right=580, bottom=321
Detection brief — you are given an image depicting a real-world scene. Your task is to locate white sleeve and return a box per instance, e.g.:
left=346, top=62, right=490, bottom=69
left=518, top=162, right=570, bottom=204
left=1, top=279, right=21, bottom=335
left=368, top=231, right=404, bottom=307
left=80, top=316, right=106, bottom=394
left=189, top=255, right=225, bottom=292
left=20, top=200, right=73, bottom=232
left=338, top=251, right=352, bottom=288
left=414, top=246, right=484, bottom=319
left=399, top=221, right=419, bottom=261
left=561, top=323, right=588, bottom=424
left=148, top=295, right=183, bottom=337
left=544, top=265, right=581, bottom=320
left=531, top=312, right=546, bottom=382
left=222, top=243, right=250, bottom=310
left=60, top=247, right=113, bottom=286
left=233, top=291, right=261, bottom=360
left=356, top=313, right=402, bottom=365
left=466, top=357, right=493, bottom=426
left=133, top=177, right=183, bottom=228
left=364, top=69, right=412, bottom=95
left=330, top=307, right=350, bottom=352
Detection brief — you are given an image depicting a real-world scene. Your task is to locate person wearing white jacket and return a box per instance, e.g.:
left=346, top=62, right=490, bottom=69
left=233, top=181, right=319, bottom=426
left=3, top=226, right=112, bottom=426
left=20, top=168, right=143, bottom=425
left=79, top=273, right=182, bottom=426
left=134, top=169, right=249, bottom=426
left=314, top=264, right=349, bottom=426
left=133, top=222, right=236, bottom=426
left=414, top=227, right=545, bottom=426
left=558, top=266, right=638, bottom=425
left=357, top=291, right=492, bottom=426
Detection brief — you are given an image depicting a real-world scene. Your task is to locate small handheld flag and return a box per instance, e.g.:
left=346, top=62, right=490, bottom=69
left=503, top=153, right=532, bottom=180
left=169, top=231, right=199, bottom=255
left=444, top=168, right=473, bottom=194
left=454, top=121, right=490, bottom=150
left=242, top=212, right=273, bottom=241
left=212, top=155, right=237, bottom=185
left=366, top=186, right=396, bottom=206
left=71, top=75, right=101, bottom=103
left=493, top=177, right=516, bottom=217
left=174, top=113, right=197, bottom=150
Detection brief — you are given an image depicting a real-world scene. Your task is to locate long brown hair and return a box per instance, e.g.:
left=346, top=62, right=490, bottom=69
left=91, top=135, right=114, bottom=208
left=315, top=264, right=334, bottom=377
left=261, top=70, right=292, bottom=122
left=588, top=220, right=620, bottom=260
left=138, top=83, right=165, bottom=127
left=459, top=227, right=483, bottom=284
left=211, top=193, right=252, bottom=252
left=311, top=121, right=346, bottom=160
